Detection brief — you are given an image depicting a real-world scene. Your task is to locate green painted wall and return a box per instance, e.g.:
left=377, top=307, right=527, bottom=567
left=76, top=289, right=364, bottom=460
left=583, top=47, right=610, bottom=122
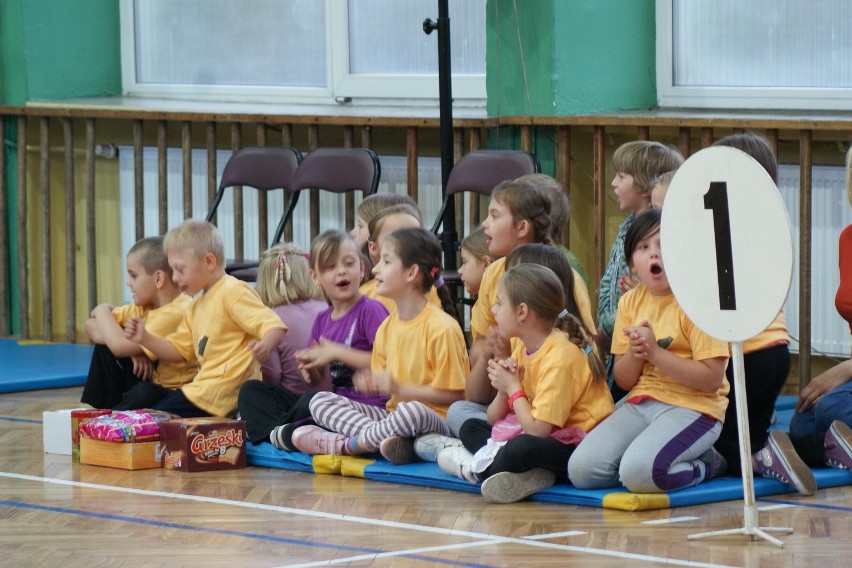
left=487, top=0, right=656, bottom=116
left=20, top=1, right=122, bottom=100
left=1, top=0, right=121, bottom=104
left=0, top=1, right=28, bottom=104
left=486, top=1, right=556, bottom=116
left=0, top=0, right=121, bottom=335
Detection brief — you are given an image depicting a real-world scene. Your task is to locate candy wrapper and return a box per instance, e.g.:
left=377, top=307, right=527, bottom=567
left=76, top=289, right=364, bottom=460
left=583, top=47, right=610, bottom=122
left=79, top=409, right=177, bottom=443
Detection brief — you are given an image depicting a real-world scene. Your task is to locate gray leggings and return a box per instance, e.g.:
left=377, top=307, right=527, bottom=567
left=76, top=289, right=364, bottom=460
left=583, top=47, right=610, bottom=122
left=568, top=399, right=722, bottom=493
left=309, top=391, right=450, bottom=452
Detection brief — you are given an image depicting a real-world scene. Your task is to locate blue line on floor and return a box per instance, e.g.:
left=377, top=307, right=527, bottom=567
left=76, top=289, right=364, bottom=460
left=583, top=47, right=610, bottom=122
left=0, top=416, right=41, bottom=424
left=0, top=499, right=496, bottom=568
left=758, top=497, right=852, bottom=513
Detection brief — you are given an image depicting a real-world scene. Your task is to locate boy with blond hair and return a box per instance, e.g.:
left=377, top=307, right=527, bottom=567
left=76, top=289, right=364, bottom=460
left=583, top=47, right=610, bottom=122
left=82, top=236, right=194, bottom=409
left=125, top=220, right=286, bottom=417
left=596, top=141, right=683, bottom=397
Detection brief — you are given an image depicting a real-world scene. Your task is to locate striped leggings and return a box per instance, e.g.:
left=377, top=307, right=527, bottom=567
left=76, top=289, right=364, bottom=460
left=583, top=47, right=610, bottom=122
left=308, top=391, right=451, bottom=451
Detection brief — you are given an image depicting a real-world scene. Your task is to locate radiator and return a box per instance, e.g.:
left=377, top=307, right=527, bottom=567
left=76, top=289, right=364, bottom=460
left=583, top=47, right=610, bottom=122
left=118, top=147, right=444, bottom=302
left=778, top=164, right=852, bottom=358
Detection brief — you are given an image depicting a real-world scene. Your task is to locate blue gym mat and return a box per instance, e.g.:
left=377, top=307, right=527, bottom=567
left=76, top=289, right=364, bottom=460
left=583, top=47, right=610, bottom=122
left=245, top=395, right=852, bottom=510
left=0, top=339, right=93, bottom=393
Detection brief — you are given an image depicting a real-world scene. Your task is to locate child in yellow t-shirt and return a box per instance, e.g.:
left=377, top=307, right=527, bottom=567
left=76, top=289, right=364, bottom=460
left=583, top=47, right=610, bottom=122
left=569, top=209, right=730, bottom=493
left=457, top=225, right=494, bottom=297
left=291, top=228, right=468, bottom=464
left=125, top=220, right=286, bottom=418
left=358, top=203, right=443, bottom=312
left=467, top=180, right=595, bottom=406
left=81, top=236, right=194, bottom=410
left=438, top=263, right=614, bottom=503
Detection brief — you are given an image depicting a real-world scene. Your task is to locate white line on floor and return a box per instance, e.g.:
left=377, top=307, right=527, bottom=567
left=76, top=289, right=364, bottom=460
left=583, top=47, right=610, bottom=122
left=642, top=516, right=702, bottom=525
left=757, top=503, right=795, bottom=511
left=522, top=530, right=586, bottom=539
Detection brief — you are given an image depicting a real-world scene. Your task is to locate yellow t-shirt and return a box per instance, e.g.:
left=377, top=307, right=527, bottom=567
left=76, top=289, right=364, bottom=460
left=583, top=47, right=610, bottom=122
left=470, top=257, right=596, bottom=342
left=360, top=278, right=443, bottom=313
left=112, top=294, right=195, bottom=390
left=371, top=303, right=468, bottom=418
left=610, top=285, right=731, bottom=421
left=742, top=311, right=789, bottom=354
left=513, top=330, right=614, bottom=432
left=167, top=275, right=287, bottom=417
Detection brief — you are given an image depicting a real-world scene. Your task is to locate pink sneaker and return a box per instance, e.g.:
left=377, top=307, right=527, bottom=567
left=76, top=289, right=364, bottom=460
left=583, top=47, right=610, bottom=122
left=291, top=425, right=347, bottom=455
left=824, top=420, right=852, bottom=470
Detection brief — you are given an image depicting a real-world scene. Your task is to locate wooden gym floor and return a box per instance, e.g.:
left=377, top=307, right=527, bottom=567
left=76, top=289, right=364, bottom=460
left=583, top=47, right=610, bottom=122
left=1, top=386, right=850, bottom=567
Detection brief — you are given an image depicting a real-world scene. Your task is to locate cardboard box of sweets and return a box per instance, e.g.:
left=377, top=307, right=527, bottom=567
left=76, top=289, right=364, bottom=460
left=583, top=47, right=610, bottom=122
left=80, top=437, right=162, bottom=470
left=160, top=417, right=247, bottom=472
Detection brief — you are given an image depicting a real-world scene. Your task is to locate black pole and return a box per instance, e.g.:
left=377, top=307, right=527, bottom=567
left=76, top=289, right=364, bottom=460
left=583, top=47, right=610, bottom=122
left=424, top=0, right=456, bottom=272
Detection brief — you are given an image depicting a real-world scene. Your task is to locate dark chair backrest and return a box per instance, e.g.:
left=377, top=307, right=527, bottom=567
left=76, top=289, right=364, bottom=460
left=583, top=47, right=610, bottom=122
left=431, top=150, right=540, bottom=233
left=273, top=147, right=381, bottom=242
left=205, top=146, right=303, bottom=227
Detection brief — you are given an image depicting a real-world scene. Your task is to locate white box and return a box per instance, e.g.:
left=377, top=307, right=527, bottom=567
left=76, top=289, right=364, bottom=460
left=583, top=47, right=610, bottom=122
left=43, top=408, right=88, bottom=455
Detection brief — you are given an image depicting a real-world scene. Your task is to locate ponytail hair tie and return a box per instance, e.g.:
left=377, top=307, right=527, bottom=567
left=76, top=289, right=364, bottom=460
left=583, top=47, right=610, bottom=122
left=558, top=309, right=569, bottom=319
left=435, top=275, right=444, bottom=287
left=583, top=345, right=593, bottom=354
left=430, top=266, right=440, bottom=279
left=275, top=250, right=291, bottom=283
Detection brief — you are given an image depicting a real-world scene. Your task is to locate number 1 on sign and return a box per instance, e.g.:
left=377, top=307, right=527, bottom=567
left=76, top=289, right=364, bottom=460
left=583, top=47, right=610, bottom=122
left=704, top=181, right=737, bottom=310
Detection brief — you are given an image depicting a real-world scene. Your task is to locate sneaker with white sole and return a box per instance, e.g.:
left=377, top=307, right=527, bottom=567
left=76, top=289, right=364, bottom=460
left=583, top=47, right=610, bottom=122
left=379, top=436, right=416, bottom=465
left=413, top=433, right=464, bottom=462
left=291, top=425, right=346, bottom=456
left=752, top=430, right=816, bottom=496
left=824, top=420, right=852, bottom=470
left=480, top=468, right=556, bottom=504
left=437, top=446, right=479, bottom=483
left=699, top=446, right=728, bottom=481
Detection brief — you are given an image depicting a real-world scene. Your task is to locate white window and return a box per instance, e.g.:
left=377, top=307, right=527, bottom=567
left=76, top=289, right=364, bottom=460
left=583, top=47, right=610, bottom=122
left=657, top=0, right=852, bottom=110
left=120, top=0, right=486, bottom=106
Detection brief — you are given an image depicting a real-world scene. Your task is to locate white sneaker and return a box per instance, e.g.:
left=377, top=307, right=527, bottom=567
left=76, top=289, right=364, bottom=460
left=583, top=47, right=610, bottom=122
left=437, top=446, right=479, bottom=483
left=480, top=468, right=556, bottom=504
left=414, top=433, right=464, bottom=462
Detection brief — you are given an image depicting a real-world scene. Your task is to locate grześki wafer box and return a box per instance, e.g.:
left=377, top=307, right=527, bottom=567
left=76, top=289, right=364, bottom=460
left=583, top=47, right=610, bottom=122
left=160, top=417, right=247, bottom=472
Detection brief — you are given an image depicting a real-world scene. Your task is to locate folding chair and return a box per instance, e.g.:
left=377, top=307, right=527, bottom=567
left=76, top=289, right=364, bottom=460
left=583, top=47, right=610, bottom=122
left=229, top=148, right=381, bottom=281
left=430, top=150, right=540, bottom=305
left=205, top=146, right=302, bottom=276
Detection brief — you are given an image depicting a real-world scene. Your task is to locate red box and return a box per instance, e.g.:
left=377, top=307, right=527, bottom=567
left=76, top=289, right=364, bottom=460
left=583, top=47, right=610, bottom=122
left=160, top=418, right=247, bottom=472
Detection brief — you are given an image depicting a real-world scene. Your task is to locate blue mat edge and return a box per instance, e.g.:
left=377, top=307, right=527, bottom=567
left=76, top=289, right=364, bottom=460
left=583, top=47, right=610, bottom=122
left=0, top=340, right=93, bottom=394
left=245, top=440, right=852, bottom=508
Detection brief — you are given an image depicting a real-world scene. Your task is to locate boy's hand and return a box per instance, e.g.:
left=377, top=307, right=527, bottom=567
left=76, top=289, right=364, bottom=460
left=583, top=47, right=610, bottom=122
left=249, top=328, right=286, bottom=364
left=90, top=303, right=115, bottom=318
left=619, top=273, right=640, bottom=294
left=248, top=339, right=273, bottom=363
left=131, top=354, right=153, bottom=381
left=124, top=316, right=146, bottom=343
left=487, top=357, right=521, bottom=394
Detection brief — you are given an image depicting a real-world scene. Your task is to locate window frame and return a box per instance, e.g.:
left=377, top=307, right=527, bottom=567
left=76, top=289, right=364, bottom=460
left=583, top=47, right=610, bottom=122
left=655, top=0, right=852, bottom=111
left=119, top=0, right=486, bottom=107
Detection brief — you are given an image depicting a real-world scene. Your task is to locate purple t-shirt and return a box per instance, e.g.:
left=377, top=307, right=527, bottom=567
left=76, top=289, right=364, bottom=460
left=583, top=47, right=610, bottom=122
left=310, top=294, right=389, bottom=391
left=261, top=299, right=328, bottom=394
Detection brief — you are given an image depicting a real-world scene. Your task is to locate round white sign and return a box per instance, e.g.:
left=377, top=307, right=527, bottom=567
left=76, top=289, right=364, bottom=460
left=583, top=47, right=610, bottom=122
left=660, top=146, right=793, bottom=342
